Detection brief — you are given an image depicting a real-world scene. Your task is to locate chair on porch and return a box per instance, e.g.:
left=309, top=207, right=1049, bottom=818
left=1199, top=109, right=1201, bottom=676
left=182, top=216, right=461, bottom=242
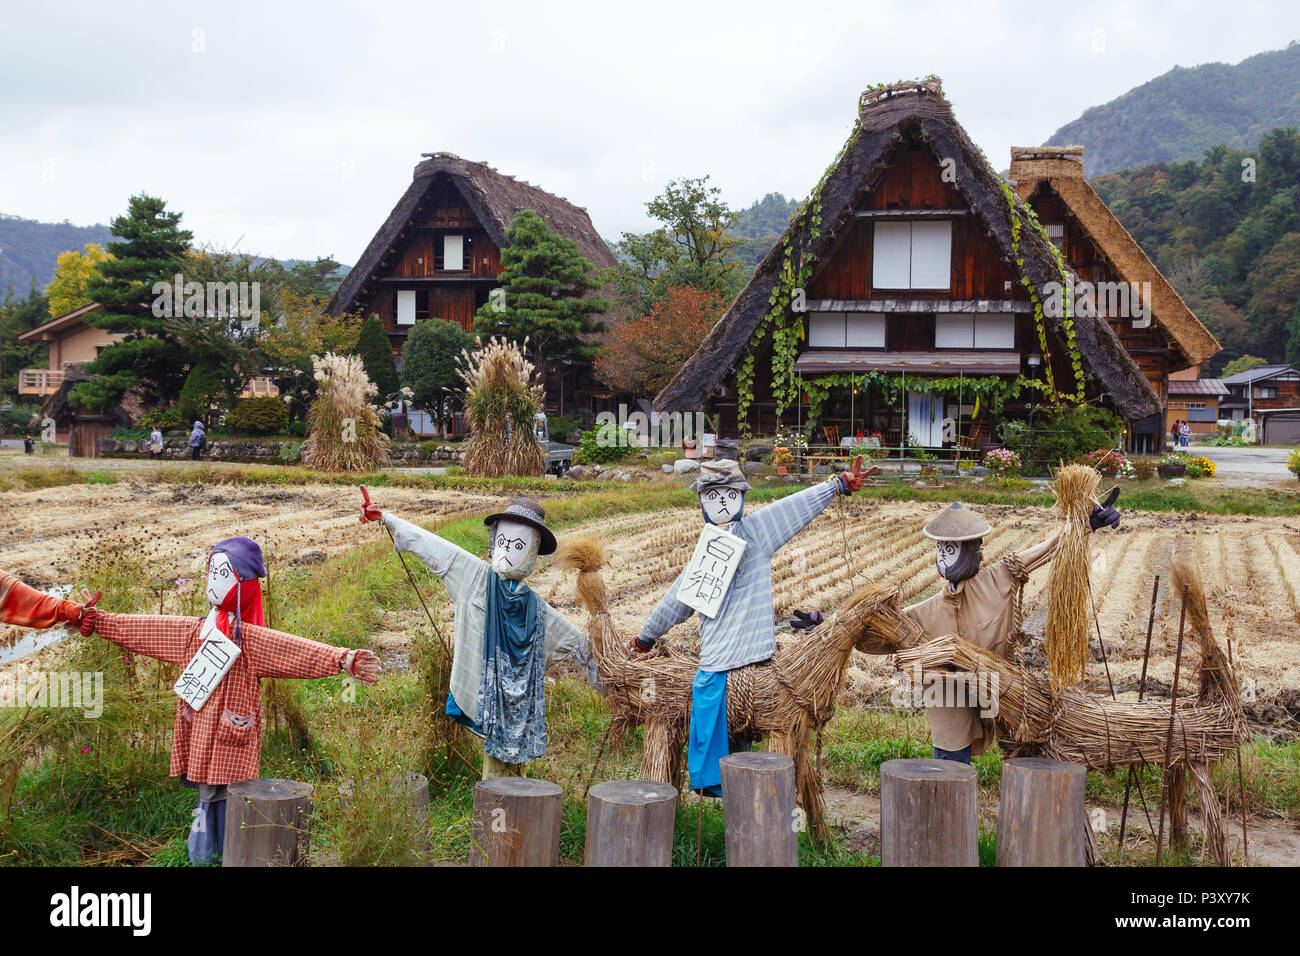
left=958, top=418, right=983, bottom=451
left=822, top=424, right=841, bottom=447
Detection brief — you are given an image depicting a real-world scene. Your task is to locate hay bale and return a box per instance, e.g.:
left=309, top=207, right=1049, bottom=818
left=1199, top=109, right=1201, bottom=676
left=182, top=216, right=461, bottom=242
left=1044, top=464, right=1099, bottom=692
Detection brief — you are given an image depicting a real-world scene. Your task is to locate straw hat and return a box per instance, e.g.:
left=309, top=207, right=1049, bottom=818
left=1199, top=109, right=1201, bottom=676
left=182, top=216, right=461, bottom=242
left=922, top=502, right=992, bottom=542
left=482, top=496, right=558, bottom=555
left=689, top=458, right=752, bottom=493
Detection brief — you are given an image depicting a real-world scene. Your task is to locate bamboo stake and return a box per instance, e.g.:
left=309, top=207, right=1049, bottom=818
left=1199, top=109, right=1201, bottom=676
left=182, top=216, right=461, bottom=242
left=1155, top=583, right=1190, bottom=866
left=1118, top=574, right=1160, bottom=861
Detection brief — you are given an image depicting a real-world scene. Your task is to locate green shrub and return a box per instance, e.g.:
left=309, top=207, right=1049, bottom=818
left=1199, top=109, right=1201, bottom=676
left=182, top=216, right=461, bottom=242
left=0, top=403, right=40, bottom=436
left=228, top=396, right=289, bottom=435
left=1131, top=457, right=1157, bottom=480
left=573, top=423, right=638, bottom=464
left=176, top=364, right=226, bottom=425
left=1000, top=405, right=1125, bottom=475
left=138, top=406, right=185, bottom=432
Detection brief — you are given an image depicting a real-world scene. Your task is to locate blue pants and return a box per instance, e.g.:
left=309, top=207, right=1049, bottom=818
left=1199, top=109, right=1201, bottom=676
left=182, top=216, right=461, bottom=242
left=932, top=745, right=972, bottom=764
left=688, top=669, right=730, bottom=797
left=187, top=797, right=227, bottom=865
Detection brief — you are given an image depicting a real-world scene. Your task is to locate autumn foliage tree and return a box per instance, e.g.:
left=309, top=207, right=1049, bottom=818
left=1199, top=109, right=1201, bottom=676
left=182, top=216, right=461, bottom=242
left=594, top=285, right=724, bottom=396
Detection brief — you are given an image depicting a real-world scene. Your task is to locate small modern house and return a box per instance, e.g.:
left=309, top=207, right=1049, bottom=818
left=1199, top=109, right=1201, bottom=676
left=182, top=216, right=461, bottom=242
left=656, top=79, right=1217, bottom=456
left=1219, top=364, right=1300, bottom=420
left=327, top=152, right=617, bottom=415
left=17, top=303, right=126, bottom=397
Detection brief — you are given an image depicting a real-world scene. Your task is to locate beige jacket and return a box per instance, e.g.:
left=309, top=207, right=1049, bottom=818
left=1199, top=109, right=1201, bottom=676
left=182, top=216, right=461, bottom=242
left=903, top=532, right=1060, bottom=754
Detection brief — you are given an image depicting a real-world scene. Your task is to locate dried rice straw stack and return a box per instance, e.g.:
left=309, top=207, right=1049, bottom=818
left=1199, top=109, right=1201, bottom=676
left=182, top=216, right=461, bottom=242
left=1044, top=463, right=1100, bottom=693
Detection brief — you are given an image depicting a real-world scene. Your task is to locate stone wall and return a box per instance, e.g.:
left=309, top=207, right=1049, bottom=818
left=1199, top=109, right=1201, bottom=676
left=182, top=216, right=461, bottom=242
left=94, top=436, right=465, bottom=466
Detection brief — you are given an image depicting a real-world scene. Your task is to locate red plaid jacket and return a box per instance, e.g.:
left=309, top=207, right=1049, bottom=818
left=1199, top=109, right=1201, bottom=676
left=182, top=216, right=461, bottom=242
left=0, top=570, right=80, bottom=628
left=93, top=611, right=349, bottom=785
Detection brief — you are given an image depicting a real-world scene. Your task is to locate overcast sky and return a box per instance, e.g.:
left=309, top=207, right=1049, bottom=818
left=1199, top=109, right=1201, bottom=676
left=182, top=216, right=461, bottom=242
left=2, top=0, right=1298, bottom=265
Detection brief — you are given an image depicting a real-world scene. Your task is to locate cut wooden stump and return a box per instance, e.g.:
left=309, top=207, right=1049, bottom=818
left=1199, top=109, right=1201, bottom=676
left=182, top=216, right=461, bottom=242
left=719, top=752, right=798, bottom=867
left=880, top=759, right=977, bottom=867
left=222, top=778, right=314, bottom=867
left=996, top=758, right=1086, bottom=867
left=470, top=778, right=562, bottom=867
left=584, top=780, right=678, bottom=867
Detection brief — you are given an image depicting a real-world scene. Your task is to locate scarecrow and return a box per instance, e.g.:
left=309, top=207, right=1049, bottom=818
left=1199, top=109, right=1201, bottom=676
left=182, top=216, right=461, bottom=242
left=630, top=457, right=872, bottom=796
left=0, top=569, right=93, bottom=630
left=903, top=493, right=1120, bottom=763
left=359, top=491, right=597, bottom=778
left=78, top=536, right=380, bottom=864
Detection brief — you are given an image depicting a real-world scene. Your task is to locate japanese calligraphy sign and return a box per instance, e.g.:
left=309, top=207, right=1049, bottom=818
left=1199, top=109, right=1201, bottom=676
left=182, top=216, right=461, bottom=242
left=677, top=524, right=747, bottom=619
left=174, top=609, right=241, bottom=711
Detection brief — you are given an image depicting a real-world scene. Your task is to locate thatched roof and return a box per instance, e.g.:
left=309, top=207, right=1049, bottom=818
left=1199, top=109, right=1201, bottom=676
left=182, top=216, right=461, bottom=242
left=655, top=81, right=1162, bottom=421
left=1010, top=146, right=1220, bottom=370
left=328, top=152, right=616, bottom=316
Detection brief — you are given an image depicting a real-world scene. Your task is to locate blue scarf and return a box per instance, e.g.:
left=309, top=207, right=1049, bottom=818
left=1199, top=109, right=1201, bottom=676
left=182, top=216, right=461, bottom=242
left=476, top=574, right=547, bottom=765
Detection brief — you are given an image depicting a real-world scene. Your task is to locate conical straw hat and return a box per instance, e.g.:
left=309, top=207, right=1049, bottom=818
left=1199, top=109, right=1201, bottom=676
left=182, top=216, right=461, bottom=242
left=922, top=502, right=992, bottom=542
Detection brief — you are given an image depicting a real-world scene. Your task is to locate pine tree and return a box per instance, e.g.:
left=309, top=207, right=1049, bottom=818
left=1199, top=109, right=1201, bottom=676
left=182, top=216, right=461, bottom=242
left=356, top=314, right=400, bottom=400
left=472, top=210, right=610, bottom=384
left=69, top=194, right=193, bottom=411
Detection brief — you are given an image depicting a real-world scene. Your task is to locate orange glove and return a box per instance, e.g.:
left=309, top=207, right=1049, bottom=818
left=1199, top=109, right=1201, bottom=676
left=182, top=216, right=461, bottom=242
left=359, top=485, right=382, bottom=523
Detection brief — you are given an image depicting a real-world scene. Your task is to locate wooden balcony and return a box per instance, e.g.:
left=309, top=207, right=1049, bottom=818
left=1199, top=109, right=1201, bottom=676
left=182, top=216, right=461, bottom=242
left=18, top=369, right=64, bottom=396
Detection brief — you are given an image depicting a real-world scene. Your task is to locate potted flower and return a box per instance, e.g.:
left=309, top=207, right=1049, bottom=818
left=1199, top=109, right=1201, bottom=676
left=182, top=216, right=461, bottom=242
left=1080, top=447, right=1129, bottom=478
left=1287, top=450, right=1300, bottom=481
left=983, top=447, right=1022, bottom=477
left=1157, top=452, right=1187, bottom=479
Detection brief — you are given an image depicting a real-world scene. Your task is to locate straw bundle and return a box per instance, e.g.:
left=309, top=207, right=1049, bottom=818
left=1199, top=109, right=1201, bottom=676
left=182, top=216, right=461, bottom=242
left=557, top=533, right=926, bottom=832
left=301, top=352, right=390, bottom=472
left=894, top=633, right=1247, bottom=769
left=456, top=336, right=545, bottom=477
left=1044, top=464, right=1100, bottom=692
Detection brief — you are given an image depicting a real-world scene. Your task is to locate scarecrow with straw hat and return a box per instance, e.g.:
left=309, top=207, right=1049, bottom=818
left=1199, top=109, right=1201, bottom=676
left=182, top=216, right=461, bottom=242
left=631, top=457, right=874, bottom=796
left=360, top=490, right=597, bottom=778
left=76, top=536, right=381, bottom=864
left=904, top=494, right=1120, bottom=763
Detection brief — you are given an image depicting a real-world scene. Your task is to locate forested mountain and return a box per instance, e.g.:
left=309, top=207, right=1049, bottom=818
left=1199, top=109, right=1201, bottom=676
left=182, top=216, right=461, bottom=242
left=0, top=214, right=112, bottom=296
left=727, top=192, right=800, bottom=272
left=1092, top=127, right=1300, bottom=372
left=1047, top=41, right=1300, bottom=177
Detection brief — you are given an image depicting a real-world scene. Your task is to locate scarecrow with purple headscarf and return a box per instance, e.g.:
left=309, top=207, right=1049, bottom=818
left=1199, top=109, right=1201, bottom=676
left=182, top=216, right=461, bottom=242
left=79, top=536, right=380, bottom=864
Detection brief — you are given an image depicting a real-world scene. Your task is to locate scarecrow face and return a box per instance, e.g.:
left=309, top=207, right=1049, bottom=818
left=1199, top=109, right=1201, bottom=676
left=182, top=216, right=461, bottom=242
left=490, top=519, right=541, bottom=581
left=206, top=551, right=238, bottom=607
left=934, top=539, right=982, bottom=582
left=934, top=541, right=961, bottom=578
left=700, top=487, right=744, bottom=525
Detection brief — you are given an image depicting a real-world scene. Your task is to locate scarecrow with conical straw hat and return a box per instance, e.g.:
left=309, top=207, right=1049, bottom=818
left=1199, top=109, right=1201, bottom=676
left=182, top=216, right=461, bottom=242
left=903, top=491, right=1120, bottom=763
left=77, top=536, right=381, bottom=864
left=359, top=488, right=597, bottom=779
left=631, top=457, right=874, bottom=796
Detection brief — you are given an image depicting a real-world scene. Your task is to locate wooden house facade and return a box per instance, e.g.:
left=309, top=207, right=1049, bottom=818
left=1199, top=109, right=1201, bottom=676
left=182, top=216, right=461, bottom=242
left=327, top=152, right=617, bottom=415
left=656, top=80, right=1199, bottom=456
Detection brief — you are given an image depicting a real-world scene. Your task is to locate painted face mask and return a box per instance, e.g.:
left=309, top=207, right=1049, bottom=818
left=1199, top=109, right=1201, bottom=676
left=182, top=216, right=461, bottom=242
left=205, top=551, right=239, bottom=607
left=490, top=519, right=541, bottom=581
left=700, top=487, right=745, bottom=525
left=935, top=539, right=982, bottom=583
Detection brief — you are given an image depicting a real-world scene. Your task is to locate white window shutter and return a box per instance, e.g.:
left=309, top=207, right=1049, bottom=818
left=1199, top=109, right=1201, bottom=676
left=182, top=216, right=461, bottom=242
left=935, top=314, right=974, bottom=349
left=808, top=312, right=846, bottom=347
left=973, top=312, right=1015, bottom=348
left=396, top=290, right=416, bottom=326
left=909, top=220, right=952, bottom=288
left=872, top=222, right=911, bottom=289
left=845, top=313, right=885, bottom=348
left=443, top=234, right=464, bottom=271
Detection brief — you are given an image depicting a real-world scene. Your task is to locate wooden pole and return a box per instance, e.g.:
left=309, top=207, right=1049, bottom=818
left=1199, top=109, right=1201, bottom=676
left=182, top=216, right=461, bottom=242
left=1155, top=583, right=1190, bottom=865
left=1119, top=574, right=1160, bottom=860
left=880, top=759, right=978, bottom=867
left=996, top=758, right=1086, bottom=866
left=719, top=752, right=798, bottom=867
left=470, top=778, right=562, bottom=867
left=584, top=780, right=678, bottom=867
left=222, top=778, right=314, bottom=867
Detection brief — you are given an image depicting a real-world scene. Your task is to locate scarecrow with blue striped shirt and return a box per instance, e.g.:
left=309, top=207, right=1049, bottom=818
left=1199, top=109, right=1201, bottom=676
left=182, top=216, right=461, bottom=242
left=630, top=457, right=871, bottom=795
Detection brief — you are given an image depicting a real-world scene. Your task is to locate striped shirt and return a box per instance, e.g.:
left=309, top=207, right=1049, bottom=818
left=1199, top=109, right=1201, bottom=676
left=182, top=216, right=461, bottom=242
left=639, top=478, right=842, bottom=671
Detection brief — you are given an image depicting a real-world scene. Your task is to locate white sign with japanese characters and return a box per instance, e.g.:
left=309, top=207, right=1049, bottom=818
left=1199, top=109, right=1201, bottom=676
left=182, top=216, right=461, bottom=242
left=677, top=524, right=747, bottom=619
left=174, top=609, right=241, bottom=711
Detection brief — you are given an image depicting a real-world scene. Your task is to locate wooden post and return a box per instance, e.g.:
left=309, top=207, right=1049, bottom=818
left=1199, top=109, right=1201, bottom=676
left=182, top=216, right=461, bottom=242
left=719, top=752, right=798, bottom=867
left=584, top=780, right=678, bottom=867
left=996, top=758, right=1086, bottom=866
left=470, top=778, right=563, bottom=867
left=880, top=759, right=978, bottom=867
left=222, top=778, right=314, bottom=867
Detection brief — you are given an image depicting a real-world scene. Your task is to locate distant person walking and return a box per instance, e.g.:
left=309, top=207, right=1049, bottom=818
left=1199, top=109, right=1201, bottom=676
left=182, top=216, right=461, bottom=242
left=188, top=420, right=205, bottom=461
left=1179, top=421, right=1191, bottom=447
left=149, top=427, right=164, bottom=460
left=22, top=432, right=35, bottom=454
